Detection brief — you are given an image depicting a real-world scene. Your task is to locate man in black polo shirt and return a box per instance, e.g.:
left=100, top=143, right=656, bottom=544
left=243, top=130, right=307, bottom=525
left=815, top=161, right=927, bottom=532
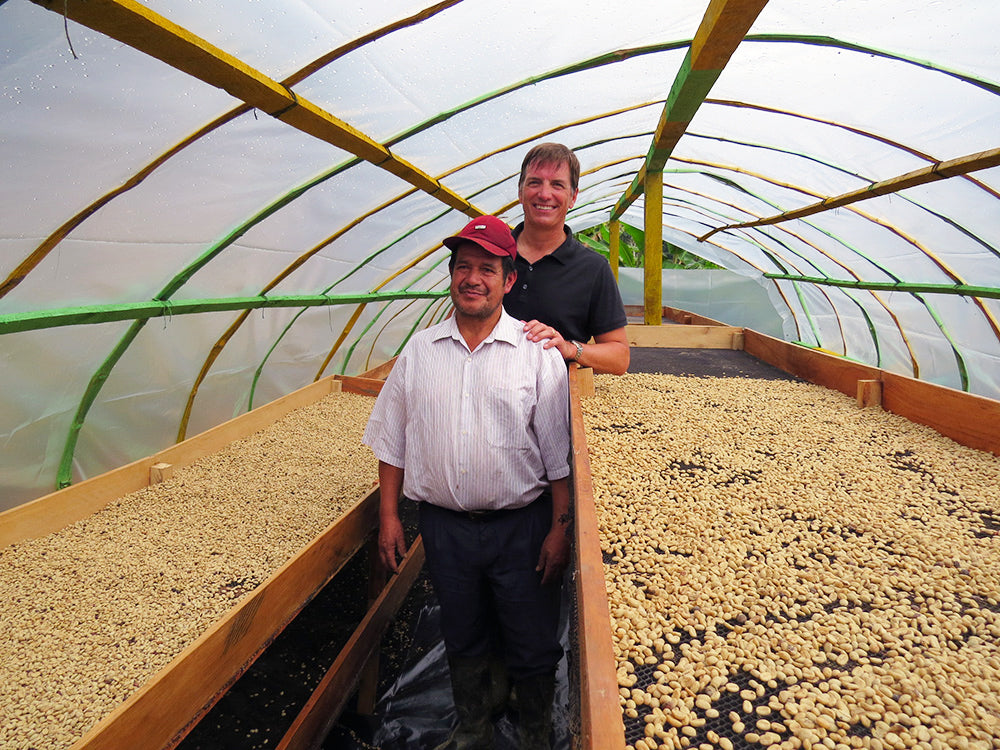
left=505, top=142, right=630, bottom=375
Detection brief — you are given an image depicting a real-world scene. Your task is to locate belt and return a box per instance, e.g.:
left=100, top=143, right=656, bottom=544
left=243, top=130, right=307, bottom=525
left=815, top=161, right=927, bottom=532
left=418, top=490, right=552, bottom=522
left=454, top=505, right=523, bottom=522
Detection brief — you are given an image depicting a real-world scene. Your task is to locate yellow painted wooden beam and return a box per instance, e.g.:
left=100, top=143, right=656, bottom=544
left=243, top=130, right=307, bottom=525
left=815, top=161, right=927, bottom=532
left=699, top=146, right=1000, bottom=241
left=611, top=0, right=770, bottom=220
left=32, top=0, right=482, bottom=217
left=643, top=172, right=663, bottom=326
left=609, top=219, right=621, bottom=280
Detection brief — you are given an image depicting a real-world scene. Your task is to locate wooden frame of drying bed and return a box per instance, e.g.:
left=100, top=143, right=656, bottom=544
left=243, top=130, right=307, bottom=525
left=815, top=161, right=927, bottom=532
left=3, top=313, right=998, bottom=750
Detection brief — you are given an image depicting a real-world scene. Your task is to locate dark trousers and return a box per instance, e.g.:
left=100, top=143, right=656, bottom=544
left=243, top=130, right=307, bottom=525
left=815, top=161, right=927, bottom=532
left=418, top=494, right=563, bottom=681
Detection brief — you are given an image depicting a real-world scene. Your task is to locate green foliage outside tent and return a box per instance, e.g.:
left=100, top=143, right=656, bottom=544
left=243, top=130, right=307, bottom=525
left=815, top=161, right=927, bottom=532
left=577, top=222, right=723, bottom=270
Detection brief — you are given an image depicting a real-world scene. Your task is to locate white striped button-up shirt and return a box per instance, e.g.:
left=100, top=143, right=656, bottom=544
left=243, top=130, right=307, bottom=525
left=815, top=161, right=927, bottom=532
left=362, top=310, right=570, bottom=512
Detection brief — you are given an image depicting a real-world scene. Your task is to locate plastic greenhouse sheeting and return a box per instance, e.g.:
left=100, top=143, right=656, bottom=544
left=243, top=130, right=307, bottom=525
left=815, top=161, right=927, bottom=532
left=617, top=268, right=786, bottom=338
left=1, top=0, right=998, bottom=508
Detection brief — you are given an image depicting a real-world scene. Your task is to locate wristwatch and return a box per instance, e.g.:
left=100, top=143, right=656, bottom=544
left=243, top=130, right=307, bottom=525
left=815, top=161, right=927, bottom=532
left=571, top=340, right=584, bottom=362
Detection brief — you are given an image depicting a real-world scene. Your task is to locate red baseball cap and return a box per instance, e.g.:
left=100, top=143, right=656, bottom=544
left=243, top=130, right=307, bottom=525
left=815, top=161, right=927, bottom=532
left=443, top=215, right=517, bottom=260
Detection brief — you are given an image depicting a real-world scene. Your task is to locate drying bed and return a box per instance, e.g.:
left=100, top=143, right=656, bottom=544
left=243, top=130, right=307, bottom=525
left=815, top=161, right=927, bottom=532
left=0, top=391, right=377, bottom=750
left=583, top=373, right=1000, bottom=750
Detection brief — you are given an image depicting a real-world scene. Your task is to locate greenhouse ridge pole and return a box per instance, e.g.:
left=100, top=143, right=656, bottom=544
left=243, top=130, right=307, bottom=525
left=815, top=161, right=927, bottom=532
left=31, top=0, right=483, bottom=218
left=698, top=147, right=1000, bottom=241
left=763, top=276, right=1000, bottom=301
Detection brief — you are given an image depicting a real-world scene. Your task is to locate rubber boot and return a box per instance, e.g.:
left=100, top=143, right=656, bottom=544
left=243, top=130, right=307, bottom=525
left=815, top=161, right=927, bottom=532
left=432, top=655, right=495, bottom=750
left=513, top=670, right=556, bottom=750
left=486, top=651, right=510, bottom=721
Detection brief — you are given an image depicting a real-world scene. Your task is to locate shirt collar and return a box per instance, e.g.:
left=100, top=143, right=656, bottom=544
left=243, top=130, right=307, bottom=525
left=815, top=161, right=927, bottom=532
left=432, top=309, right=521, bottom=348
left=512, top=222, right=577, bottom=265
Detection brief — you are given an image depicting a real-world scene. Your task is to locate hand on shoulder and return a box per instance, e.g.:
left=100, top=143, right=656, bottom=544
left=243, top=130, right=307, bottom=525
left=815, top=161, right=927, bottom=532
left=520, top=318, right=573, bottom=359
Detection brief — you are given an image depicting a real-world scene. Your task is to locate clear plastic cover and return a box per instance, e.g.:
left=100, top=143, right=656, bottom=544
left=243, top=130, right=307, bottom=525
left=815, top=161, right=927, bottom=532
left=1, top=0, right=997, bottom=506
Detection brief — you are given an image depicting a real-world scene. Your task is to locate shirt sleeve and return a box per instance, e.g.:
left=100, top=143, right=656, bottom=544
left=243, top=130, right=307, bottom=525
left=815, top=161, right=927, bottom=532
left=361, top=351, right=408, bottom=469
left=533, top=348, right=571, bottom=481
left=588, top=257, right=628, bottom=337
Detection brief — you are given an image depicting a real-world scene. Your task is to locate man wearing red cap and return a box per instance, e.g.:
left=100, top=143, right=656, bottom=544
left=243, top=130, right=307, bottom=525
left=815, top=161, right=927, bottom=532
left=363, top=215, right=570, bottom=749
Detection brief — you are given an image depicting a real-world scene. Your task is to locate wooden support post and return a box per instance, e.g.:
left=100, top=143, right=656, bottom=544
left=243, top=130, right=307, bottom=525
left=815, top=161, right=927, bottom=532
left=857, top=379, right=883, bottom=408
left=149, top=462, right=173, bottom=484
left=643, top=171, right=663, bottom=326
left=575, top=365, right=595, bottom=398
left=732, top=330, right=745, bottom=351
left=609, top=219, right=621, bottom=281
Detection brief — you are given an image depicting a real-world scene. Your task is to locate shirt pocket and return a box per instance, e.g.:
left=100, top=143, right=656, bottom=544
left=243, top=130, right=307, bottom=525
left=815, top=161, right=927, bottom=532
left=483, top=384, right=534, bottom=449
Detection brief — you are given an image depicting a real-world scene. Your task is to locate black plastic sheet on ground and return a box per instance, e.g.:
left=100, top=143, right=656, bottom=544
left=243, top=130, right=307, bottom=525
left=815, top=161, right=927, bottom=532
left=332, top=599, right=571, bottom=750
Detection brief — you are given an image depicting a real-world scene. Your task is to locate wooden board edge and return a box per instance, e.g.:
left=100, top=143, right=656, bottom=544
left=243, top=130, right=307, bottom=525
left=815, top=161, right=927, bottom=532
left=881, top=371, right=1000, bottom=456
left=69, top=490, right=380, bottom=750
left=742, top=329, right=882, bottom=396
left=276, top=536, right=426, bottom=750
left=568, top=364, right=627, bottom=750
left=624, top=305, right=727, bottom=328
left=155, top=377, right=339, bottom=466
left=626, top=323, right=743, bottom=349
left=0, top=377, right=340, bottom=548
left=335, top=374, right=386, bottom=397
left=742, top=330, right=1000, bottom=455
left=359, top=357, right=397, bottom=381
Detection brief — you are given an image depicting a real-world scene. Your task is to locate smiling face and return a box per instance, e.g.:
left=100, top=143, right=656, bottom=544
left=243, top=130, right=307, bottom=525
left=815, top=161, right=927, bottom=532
left=517, top=159, right=578, bottom=233
left=449, top=243, right=516, bottom=321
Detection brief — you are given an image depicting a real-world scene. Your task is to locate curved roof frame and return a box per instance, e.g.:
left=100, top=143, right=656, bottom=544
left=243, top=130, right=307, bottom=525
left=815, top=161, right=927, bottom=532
left=2, top=0, right=996, bottom=494
left=639, top=167, right=969, bottom=375
left=654, top=170, right=972, bottom=381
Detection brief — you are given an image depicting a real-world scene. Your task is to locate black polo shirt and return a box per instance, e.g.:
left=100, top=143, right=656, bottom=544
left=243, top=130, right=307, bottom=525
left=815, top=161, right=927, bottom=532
left=504, top=224, right=627, bottom=343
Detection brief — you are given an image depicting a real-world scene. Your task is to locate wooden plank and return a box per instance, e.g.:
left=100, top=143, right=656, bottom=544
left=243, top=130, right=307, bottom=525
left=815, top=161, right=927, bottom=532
left=664, top=306, right=727, bottom=327
left=611, top=0, right=768, bottom=220
left=1, top=377, right=339, bottom=548
left=335, top=375, right=386, bottom=397
left=742, top=329, right=881, bottom=398
left=700, top=147, right=1000, bottom=242
left=881, top=372, right=1000, bottom=456
left=156, top=378, right=340, bottom=467
left=624, top=305, right=727, bottom=327
left=568, top=364, right=627, bottom=750
left=742, top=329, right=1000, bottom=455
left=276, top=536, right=426, bottom=750
left=355, top=537, right=387, bottom=715
left=626, top=323, right=743, bottom=349
left=70, top=490, right=380, bottom=750
left=360, top=356, right=397, bottom=381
